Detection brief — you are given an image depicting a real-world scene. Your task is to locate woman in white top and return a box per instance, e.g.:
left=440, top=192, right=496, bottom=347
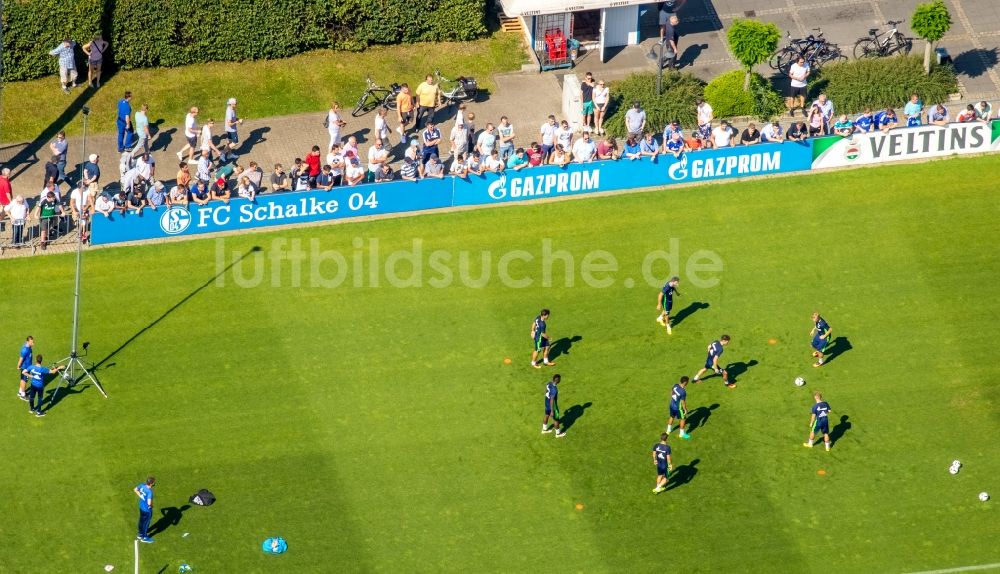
left=237, top=176, right=256, bottom=202
left=374, top=107, right=391, bottom=147
left=327, top=102, right=346, bottom=151
left=549, top=144, right=571, bottom=166
left=592, top=80, right=610, bottom=135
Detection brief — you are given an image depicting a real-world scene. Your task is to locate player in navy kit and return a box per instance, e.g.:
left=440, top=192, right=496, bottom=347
left=17, top=335, right=34, bottom=401
left=803, top=392, right=832, bottom=451
left=810, top=312, right=832, bottom=367
left=652, top=432, right=673, bottom=493
left=530, top=309, right=555, bottom=368
left=542, top=374, right=566, bottom=437
left=22, top=355, right=64, bottom=416
left=666, top=376, right=691, bottom=439
left=656, top=276, right=680, bottom=334
left=693, top=335, right=733, bottom=388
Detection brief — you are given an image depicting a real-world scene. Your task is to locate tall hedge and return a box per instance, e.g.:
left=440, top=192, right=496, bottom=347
left=1, top=0, right=487, bottom=81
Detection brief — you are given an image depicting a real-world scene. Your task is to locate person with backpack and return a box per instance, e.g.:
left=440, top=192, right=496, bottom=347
left=82, top=34, right=109, bottom=89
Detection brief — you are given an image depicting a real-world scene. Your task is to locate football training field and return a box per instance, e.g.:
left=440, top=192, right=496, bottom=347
left=2, top=155, right=997, bottom=573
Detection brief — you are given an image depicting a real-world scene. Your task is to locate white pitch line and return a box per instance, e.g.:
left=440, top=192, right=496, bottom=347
left=903, top=562, right=1000, bottom=574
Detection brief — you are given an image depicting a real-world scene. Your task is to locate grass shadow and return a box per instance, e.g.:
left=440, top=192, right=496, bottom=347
left=665, top=458, right=700, bottom=491
left=686, top=403, right=719, bottom=434
left=560, top=401, right=592, bottom=431
left=671, top=301, right=709, bottom=328
left=824, top=336, right=852, bottom=365
left=725, top=359, right=758, bottom=384
left=829, top=414, right=851, bottom=446
left=548, top=335, right=582, bottom=361
left=147, top=504, right=191, bottom=537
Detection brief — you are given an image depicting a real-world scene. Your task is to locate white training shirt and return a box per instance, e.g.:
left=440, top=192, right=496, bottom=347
left=789, top=62, right=809, bottom=88
left=697, top=103, right=713, bottom=126
left=539, top=122, right=558, bottom=146
left=711, top=126, right=731, bottom=148
left=185, top=113, right=197, bottom=138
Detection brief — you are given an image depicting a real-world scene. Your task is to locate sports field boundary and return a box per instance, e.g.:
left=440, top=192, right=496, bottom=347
left=903, top=562, right=1000, bottom=574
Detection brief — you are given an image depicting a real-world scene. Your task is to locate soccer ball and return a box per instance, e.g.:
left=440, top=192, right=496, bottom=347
left=178, top=565, right=193, bottom=573
left=952, top=460, right=962, bottom=468
left=948, top=466, right=959, bottom=475
left=794, top=377, right=805, bottom=387
left=980, top=492, right=990, bottom=502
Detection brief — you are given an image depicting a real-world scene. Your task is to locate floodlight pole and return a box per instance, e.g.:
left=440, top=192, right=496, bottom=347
left=52, top=109, right=108, bottom=403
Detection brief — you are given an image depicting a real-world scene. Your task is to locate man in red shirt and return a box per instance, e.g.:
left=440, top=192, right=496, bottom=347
left=305, top=145, right=322, bottom=187
left=0, top=168, right=12, bottom=211
left=527, top=142, right=544, bottom=167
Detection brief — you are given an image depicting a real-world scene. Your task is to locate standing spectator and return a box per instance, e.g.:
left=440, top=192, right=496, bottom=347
left=903, top=94, right=923, bottom=127
left=131, top=104, right=151, bottom=158
left=414, top=74, right=440, bottom=128
left=49, top=131, right=69, bottom=185
left=539, top=115, right=558, bottom=158
left=664, top=131, right=685, bottom=158
left=404, top=140, right=421, bottom=163
left=326, top=102, right=346, bottom=151
left=811, top=94, right=834, bottom=133
left=450, top=119, right=470, bottom=159
left=69, top=179, right=95, bottom=222
left=580, top=72, right=596, bottom=131
left=555, top=120, right=574, bottom=156
left=787, top=120, right=808, bottom=141
left=974, top=100, right=993, bottom=122
left=497, top=116, right=516, bottom=162
left=305, top=146, right=322, bottom=186
left=662, top=16, right=680, bottom=69
left=176, top=162, right=191, bottom=190
left=527, top=142, right=545, bottom=167
left=854, top=109, right=875, bottom=134
left=928, top=104, right=949, bottom=126
left=40, top=181, right=61, bottom=204
left=572, top=132, right=597, bottom=163
left=134, top=477, right=156, bottom=544
left=832, top=114, right=854, bottom=137
left=270, top=164, right=291, bottom=192
left=423, top=155, right=445, bottom=179
left=639, top=131, right=659, bottom=159
left=476, top=123, right=498, bottom=157
left=200, top=119, right=221, bottom=160
left=147, top=181, right=167, bottom=210
left=44, top=155, right=61, bottom=189
left=49, top=39, right=78, bottom=94
left=761, top=120, right=784, bottom=143
left=374, top=107, right=391, bottom=147
left=400, top=156, right=420, bottom=181
left=116, top=92, right=134, bottom=154
left=178, top=107, right=199, bottom=162
left=659, top=0, right=686, bottom=36
left=786, top=56, right=810, bottom=116
left=34, top=190, right=63, bottom=250
left=593, top=80, right=610, bottom=135
left=81, top=34, right=109, bottom=88
left=196, top=151, right=212, bottom=184
left=464, top=112, right=477, bottom=152
left=367, top=139, right=389, bottom=182
left=696, top=98, right=713, bottom=134
left=241, top=161, right=263, bottom=190
left=662, top=119, right=682, bottom=143
left=342, top=136, right=359, bottom=159
left=224, top=98, right=243, bottom=145
left=395, top=83, right=415, bottom=137
left=740, top=123, right=761, bottom=145
left=421, top=121, right=442, bottom=166
left=625, top=102, right=647, bottom=141
left=874, top=107, right=898, bottom=132
left=807, top=105, right=825, bottom=136
left=327, top=145, right=345, bottom=187
left=0, top=168, right=12, bottom=211
left=7, top=196, right=29, bottom=245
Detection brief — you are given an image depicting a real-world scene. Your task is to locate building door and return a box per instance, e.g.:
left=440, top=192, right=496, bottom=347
left=572, top=10, right=602, bottom=43
left=601, top=5, right=639, bottom=62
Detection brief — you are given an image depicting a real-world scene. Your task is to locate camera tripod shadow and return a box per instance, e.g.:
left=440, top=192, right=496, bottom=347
left=43, top=380, right=88, bottom=413
left=91, top=247, right=262, bottom=374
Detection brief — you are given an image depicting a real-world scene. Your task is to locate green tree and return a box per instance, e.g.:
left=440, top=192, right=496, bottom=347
left=912, top=0, right=952, bottom=74
left=726, top=19, right=781, bottom=90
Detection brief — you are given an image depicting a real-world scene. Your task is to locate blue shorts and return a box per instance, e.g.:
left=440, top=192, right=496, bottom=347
left=669, top=404, right=683, bottom=419
left=657, top=464, right=669, bottom=478
left=812, top=337, right=827, bottom=352
left=545, top=400, right=553, bottom=415
left=663, top=300, right=673, bottom=314
left=704, top=356, right=716, bottom=369
left=534, top=337, right=549, bottom=352
left=813, top=418, right=829, bottom=435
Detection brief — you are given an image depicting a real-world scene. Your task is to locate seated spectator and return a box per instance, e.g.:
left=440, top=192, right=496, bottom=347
left=111, top=189, right=129, bottom=214
left=711, top=121, right=734, bottom=148
left=190, top=180, right=211, bottom=206
left=725, top=121, right=740, bottom=142
left=740, top=123, right=761, bottom=145
left=974, top=100, right=993, bottom=122
left=851, top=109, right=873, bottom=134
left=955, top=104, right=976, bottom=123
left=874, top=107, right=898, bottom=132
left=344, top=156, right=365, bottom=186
left=832, top=114, right=854, bottom=138
left=507, top=148, right=529, bottom=171
left=787, top=121, right=808, bottom=142
left=483, top=149, right=505, bottom=172
left=168, top=183, right=189, bottom=208
left=450, top=153, right=468, bottom=177
left=147, top=181, right=166, bottom=210
left=928, top=104, right=948, bottom=126
left=572, top=132, right=598, bottom=163
left=467, top=151, right=484, bottom=176
left=237, top=176, right=257, bottom=201
left=761, top=120, right=784, bottom=143
left=639, top=131, right=659, bottom=159
left=623, top=136, right=642, bottom=160
left=270, top=164, right=291, bottom=193
left=211, top=177, right=230, bottom=204
left=127, top=184, right=148, bottom=214
left=424, top=155, right=445, bottom=179
left=903, top=93, right=923, bottom=126
left=316, top=165, right=335, bottom=191
left=527, top=142, right=545, bottom=167
left=375, top=163, right=394, bottom=183
left=550, top=144, right=571, bottom=166
left=94, top=193, right=114, bottom=218
left=597, top=136, right=618, bottom=160
left=400, top=156, right=420, bottom=181
left=807, top=105, right=825, bottom=136
left=664, top=131, right=685, bottom=158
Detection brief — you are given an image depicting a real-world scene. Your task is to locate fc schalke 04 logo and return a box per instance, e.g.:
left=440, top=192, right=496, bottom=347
left=159, top=206, right=192, bottom=235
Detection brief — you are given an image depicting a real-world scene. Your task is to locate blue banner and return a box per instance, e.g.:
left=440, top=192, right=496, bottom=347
left=92, top=141, right=814, bottom=245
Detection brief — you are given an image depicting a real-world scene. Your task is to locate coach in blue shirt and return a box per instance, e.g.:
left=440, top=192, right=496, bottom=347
left=22, top=355, right=64, bottom=416
left=117, top=91, right=133, bottom=153
left=134, top=476, right=156, bottom=543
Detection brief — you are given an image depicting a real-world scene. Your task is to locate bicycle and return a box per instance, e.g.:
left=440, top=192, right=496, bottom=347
left=351, top=76, right=399, bottom=117
left=853, top=20, right=912, bottom=59
left=769, top=30, right=819, bottom=72
left=769, top=29, right=841, bottom=73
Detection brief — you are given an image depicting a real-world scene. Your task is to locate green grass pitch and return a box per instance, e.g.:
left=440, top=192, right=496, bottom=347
left=1, top=155, right=997, bottom=573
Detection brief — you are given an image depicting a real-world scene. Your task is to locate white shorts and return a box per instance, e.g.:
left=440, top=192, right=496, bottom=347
left=59, top=66, right=78, bottom=84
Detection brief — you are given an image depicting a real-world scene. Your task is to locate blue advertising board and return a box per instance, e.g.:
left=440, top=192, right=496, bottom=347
left=92, top=140, right=814, bottom=245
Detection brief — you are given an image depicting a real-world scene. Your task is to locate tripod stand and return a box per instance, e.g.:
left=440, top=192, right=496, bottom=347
left=51, top=107, right=108, bottom=403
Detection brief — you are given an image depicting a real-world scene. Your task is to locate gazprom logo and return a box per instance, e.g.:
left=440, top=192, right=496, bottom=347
left=488, top=174, right=508, bottom=199
left=668, top=155, right=689, bottom=180
left=160, top=206, right=192, bottom=235
left=485, top=170, right=600, bottom=201
left=668, top=151, right=781, bottom=181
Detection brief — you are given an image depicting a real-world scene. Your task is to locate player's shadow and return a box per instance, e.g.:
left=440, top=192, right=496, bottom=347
left=548, top=335, right=583, bottom=361
left=147, top=504, right=191, bottom=536
left=725, top=359, right=758, bottom=384
left=671, top=301, right=709, bottom=327
left=560, top=401, right=593, bottom=431
left=824, top=336, right=852, bottom=365
left=149, top=127, right=176, bottom=153
left=829, top=415, right=851, bottom=446
left=666, top=458, right=700, bottom=491
left=687, top=403, right=719, bottom=434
